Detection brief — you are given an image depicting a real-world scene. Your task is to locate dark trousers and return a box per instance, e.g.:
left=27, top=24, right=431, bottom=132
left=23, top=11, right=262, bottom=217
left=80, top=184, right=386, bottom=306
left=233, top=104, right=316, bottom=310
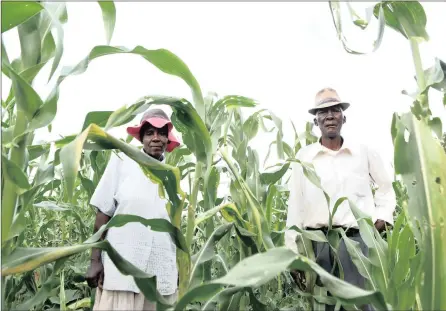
left=310, top=229, right=372, bottom=311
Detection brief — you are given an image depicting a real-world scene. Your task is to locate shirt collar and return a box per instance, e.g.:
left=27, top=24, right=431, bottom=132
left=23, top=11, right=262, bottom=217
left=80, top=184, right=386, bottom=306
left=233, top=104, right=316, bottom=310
left=311, top=136, right=358, bottom=160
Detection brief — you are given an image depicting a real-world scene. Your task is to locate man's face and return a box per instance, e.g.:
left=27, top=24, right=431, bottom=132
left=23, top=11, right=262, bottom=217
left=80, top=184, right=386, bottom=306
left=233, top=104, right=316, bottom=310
left=315, top=105, right=345, bottom=139
left=142, top=124, right=169, bottom=159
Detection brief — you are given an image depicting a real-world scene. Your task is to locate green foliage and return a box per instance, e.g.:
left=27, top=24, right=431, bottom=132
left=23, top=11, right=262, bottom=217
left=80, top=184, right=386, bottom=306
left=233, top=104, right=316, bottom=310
left=1, top=1, right=445, bottom=310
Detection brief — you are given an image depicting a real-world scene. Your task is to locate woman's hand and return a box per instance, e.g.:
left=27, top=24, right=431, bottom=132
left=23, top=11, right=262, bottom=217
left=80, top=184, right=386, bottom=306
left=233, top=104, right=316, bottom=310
left=86, top=259, right=104, bottom=289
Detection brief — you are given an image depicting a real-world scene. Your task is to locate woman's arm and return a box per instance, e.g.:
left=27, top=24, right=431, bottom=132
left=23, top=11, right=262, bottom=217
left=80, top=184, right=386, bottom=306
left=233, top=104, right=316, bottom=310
left=90, top=211, right=111, bottom=261
left=86, top=211, right=111, bottom=289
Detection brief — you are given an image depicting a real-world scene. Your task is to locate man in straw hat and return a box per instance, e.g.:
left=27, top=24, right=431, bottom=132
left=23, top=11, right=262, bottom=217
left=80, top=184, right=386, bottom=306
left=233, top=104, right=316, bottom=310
left=86, top=108, right=181, bottom=310
left=285, top=88, right=396, bottom=311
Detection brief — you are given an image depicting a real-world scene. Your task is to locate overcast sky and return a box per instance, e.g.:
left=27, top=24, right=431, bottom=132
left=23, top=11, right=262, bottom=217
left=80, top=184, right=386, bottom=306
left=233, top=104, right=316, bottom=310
left=2, top=2, right=445, bottom=171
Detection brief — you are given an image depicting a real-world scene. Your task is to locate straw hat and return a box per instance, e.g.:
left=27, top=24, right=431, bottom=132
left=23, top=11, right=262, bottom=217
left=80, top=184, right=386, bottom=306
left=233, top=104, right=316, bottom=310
left=309, top=88, right=350, bottom=115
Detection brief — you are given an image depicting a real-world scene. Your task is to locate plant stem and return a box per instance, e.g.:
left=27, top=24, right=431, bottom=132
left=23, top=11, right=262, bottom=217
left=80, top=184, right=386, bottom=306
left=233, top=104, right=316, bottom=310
left=1, top=110, right=29, bottom=243
left=410, top=38, right=426, bottom=91
left=186, top=162, right=203, bottom=249
left=409, top=38, right=428, bottom=110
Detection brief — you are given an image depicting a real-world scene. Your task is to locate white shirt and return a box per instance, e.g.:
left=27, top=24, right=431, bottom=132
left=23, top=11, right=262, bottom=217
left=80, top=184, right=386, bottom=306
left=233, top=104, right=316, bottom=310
left=90, top=151, right=178, bottom=295
left=284, top=138, right=396, bottom=253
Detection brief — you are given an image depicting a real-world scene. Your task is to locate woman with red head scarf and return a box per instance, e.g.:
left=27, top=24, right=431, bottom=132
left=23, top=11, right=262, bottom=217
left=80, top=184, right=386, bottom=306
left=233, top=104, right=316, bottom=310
left=86, top=109, right=181, bottom=310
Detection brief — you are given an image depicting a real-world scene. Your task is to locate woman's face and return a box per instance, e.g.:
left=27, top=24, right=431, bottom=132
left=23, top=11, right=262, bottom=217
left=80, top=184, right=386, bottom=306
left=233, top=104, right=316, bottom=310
left=141, top=124, right=169, bottom=159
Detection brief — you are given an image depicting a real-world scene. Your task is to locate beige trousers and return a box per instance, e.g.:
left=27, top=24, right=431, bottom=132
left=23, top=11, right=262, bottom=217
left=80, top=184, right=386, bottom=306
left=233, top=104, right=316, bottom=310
left=92, top=288, right=178, bottom=311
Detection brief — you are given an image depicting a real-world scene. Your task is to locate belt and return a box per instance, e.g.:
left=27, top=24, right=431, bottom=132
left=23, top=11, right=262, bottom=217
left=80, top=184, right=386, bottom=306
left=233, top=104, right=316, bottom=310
left=305, top=226, right=359, bottom=237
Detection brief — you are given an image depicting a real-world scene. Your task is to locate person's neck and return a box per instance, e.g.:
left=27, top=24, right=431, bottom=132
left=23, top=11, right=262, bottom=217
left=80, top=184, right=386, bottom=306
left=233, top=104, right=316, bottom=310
left=143, top=149, right=164, bottom=162
left=320, top=136, right=343, bottom=151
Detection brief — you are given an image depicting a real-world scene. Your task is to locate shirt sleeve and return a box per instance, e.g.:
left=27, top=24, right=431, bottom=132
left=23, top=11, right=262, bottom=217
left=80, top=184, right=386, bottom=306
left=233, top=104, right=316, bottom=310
left=285, top=157, right=305, bottom=254
left=90, top=152, right=122, bottom=217
left=368, top=147, right=397, bottom=225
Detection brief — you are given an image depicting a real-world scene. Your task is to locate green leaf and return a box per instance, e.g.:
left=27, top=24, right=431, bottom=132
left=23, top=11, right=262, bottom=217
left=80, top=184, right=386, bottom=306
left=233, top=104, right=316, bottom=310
left=1, top=36, right=10, bottom=66
left=194, top=203, right=238, bottom=228
left=2, top=240, right=173, bottom=308
left=347, top=199, right=389, bottom=294
left=81, top=111, right=113, bottom=130
left=338, top=229, right=376, bottom=290
left=88, top=214, right=187, bottom=253
left=19, top=61, right=49, bottom=84
left=174, top=284, right=223, bottom=311
left=190, top=223, right=234, bottom=285
left=98, top=1, right=116, bottom=45
left=79, top=173, right=95, bottom=198
left=33, top=156, right=55, bottom=187
left=104, top=99, right=150, bottom=130
left=374, top=1, right=429, bottom=41
left=330, top=197, right=348, bottom=228
left=201, top=287, right=245, bottom=311
left=392, top=226, right=415, bottom=286
left=55, top=134, right=77, bottom=148
left=67, top=298, right=90, bottom=310
left=28, top=143, right=51, bottom=161
left=1, top=154, right=31, bottom=193
left=393, top=112, right=446, bottom=310
left=150, top=96, right=213, bottom=166
left=234, top=225, right=259, bottom=253
left=260, top=162, right=290, bottom=185
left=7, top=204, right=29, bottom=241
left=265, top=185, right=277, bottom=226
left=288, top=226, right=328, bottom=243
left=243, top=113, right=260, bottom=141
left=182, top=247, right=387, bottom=310
left=221, top=149, right=274, bottom=250
left=15, top=259, right=67, bottom=311
left=1, top=61, right=43, bottom=121
left=41, top=2, right=65, bottom=81
left=1, top=1, right=43, bottom=33
left=165, top=146, right=192, bottom=166
left=40, top=32, right=56, bottom=63
left=329, top=1, right=385, bottom=54
left=2, top=215, right=185, bottom=275
left=26, top=88, right=59, bottom=134
left=60, top=270, right=66, bottom=310
left=422, top=58, right=446, bottom=93
left=428, top=117, right=442, bottom=140
left=2, top=127, right=13, bottom=145
left=210, top=96, right=259, bottom=119
left=56, top=45, right=204, bottom=118
left=205, top=166, right=220, bottom=208
left=268, top=111, right=284, bottom=159
left=17, top=14, right=41, bottom=70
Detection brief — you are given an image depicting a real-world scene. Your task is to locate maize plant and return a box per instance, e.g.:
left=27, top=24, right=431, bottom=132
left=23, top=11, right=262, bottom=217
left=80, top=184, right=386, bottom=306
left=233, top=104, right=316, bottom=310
left=1, top=1, right=445, bottom=311
left=328, top=1, right=446, bottom=310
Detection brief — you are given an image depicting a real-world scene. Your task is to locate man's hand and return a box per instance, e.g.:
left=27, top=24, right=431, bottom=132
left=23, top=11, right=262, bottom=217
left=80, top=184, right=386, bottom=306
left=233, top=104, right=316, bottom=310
left=290, top=269, right=306, bottom=290
left=86, top=259, right=104, bottom=289
left=374, top=219, right=387, bottom=232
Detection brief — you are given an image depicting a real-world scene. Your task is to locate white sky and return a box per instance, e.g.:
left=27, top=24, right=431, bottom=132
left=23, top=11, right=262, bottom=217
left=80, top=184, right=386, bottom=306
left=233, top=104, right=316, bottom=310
left=2, top=2, right=445, bottom=171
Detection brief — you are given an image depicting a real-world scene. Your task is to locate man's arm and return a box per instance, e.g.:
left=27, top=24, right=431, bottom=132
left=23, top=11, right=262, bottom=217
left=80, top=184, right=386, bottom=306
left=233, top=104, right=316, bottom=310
left=285, top=161, right=305, bottom=253
left=368, top=147, right=397, bottom=228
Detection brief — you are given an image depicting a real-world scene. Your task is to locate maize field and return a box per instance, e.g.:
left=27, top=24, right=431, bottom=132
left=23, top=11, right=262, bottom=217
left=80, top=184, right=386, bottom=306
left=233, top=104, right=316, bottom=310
left=1, top=1, right=445, bottom=310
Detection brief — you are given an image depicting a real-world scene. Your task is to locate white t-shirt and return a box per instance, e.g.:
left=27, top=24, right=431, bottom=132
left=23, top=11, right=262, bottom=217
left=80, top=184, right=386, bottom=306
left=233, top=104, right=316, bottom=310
left=90, top=151, right=178, bottom=295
